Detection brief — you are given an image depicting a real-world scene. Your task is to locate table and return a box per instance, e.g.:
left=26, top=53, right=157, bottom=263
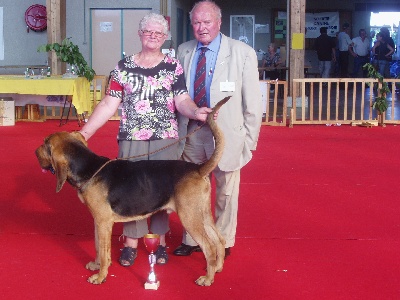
left=0, top=65, right=48, bottom=70
left=258, top=66, right=288, bottom=80
left=0, top=75, right=90, bottom=114
left=258, top=65, right=313, bottom=79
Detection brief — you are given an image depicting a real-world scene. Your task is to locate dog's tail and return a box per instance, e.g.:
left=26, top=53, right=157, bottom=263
left=198, top=96, right=230, bottom=177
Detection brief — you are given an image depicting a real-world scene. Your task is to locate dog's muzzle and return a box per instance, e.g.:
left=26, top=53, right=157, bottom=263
left=42, top=166, right=55, bottom=175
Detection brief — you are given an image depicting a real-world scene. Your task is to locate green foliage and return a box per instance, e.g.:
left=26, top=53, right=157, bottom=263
left=38, top=38, right=95, bottom=81
left=363, top=63, right=389, bottom=114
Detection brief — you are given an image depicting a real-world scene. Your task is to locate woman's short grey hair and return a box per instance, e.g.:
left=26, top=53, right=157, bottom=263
left=268, top=43, right=277, bottom=51
left=139, top=13, right=169, bottom=35
left=189, top=0, right=222, bottom=22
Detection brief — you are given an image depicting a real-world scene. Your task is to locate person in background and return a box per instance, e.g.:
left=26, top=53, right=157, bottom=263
left=314, top=26, right=336, bottom=80
left=174, top=0, right=262, bottom=258
left=349, top=29, right=370, bottom=78
left=372, top=32, right=394, bottom=78
left=78, top=13, right=212, bottom=268
left=379, top=27, right=395, bottom=78
left=261, top=43, right=283, bottom=88
left=370, top=30, right=376, bottom=49
left=370, top=30, right=377, bottom=66
left=380, top=27, right=395, bottom=50
left=337, top=22, right=352, bottom=78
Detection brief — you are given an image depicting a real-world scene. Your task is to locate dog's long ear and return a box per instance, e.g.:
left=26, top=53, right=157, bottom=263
left=50, top=149, right=69, bottom=193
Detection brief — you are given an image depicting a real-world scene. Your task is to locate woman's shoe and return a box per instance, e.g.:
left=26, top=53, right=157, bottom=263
left=155, top=245, right=168, bottom=265
left=119, top=246, right=137, bottom=267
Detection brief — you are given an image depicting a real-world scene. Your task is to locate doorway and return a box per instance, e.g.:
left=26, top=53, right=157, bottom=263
left=370, top=12, right=399, bottom=57
left=90, top=9, right=151, bottom=76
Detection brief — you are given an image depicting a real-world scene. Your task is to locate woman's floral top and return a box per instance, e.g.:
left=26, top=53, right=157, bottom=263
left=107, top=55, right=187, bottom=141
left=263, top=52, right=280, bottom=67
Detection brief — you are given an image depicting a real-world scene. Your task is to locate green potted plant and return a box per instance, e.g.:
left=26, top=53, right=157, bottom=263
left=38, top=38, right=95, bottom=81
left=363, top=63, right=390, bottom=125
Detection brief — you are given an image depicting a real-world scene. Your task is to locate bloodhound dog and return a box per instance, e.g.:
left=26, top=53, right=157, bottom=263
left=35, top=97, right=229, bottom=286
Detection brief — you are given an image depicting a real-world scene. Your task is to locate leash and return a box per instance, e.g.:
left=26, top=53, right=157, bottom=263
left=78, top=122, right=206, bottom=190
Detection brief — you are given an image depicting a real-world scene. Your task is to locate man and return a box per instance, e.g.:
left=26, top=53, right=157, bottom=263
left=174, top=0, right=262, bottom=258
left=314, top=27, right=336, bottom=79
left=337, top=22, right=352, bottom=78
left=349, top=29, right=370, bottom=78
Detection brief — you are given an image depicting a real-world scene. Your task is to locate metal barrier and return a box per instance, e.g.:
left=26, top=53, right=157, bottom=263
left=290, top=78, right=400, bottom=127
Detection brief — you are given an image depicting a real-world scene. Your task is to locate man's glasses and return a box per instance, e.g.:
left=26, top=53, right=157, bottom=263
left=140, top=30, right=165, bottom=38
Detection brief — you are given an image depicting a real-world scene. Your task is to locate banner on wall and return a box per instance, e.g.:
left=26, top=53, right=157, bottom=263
left=278, top=11, right=339, bottom=38
left=0, top=7, right=3, bottom=60
left=305, top=12, right=339, bottom=38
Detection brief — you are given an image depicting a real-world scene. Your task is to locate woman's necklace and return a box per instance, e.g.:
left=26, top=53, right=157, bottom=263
left=136, top=52, right=164, bottom=69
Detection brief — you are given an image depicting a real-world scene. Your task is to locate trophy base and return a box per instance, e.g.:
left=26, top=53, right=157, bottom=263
left=144, top=281, right=160, bottom=290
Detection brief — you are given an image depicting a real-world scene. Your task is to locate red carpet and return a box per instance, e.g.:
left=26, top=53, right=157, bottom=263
left=1, top=120, right=400, bottom=299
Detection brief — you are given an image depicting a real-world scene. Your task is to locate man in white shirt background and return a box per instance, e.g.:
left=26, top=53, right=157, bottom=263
left=349, top=29, right=370, bottom=78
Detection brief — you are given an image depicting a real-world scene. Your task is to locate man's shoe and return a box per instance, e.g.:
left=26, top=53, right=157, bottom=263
left=173, top=243, right=202, bottom=256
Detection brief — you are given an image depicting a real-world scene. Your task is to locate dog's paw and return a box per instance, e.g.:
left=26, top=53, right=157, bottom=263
left=87, top=273, right=106, bottom=285
left=85, top=261, right=100, bottom=271
left=195, top=275, right=214, bottom=286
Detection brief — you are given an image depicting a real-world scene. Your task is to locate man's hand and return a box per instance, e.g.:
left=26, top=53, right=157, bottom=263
left=195, top=107, right=219, bottom=122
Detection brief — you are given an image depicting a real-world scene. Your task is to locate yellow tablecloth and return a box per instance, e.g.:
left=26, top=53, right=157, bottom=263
left=0, top=75, right=90, bottom=114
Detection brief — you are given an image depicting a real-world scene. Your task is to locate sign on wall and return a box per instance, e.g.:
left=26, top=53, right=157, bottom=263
left=230, top=15, right=255, bottom=48
left=275, top=19, right=287, bottom=39
left=278, top=11, right=339, bottom=38
left=305, top=12, right=339, bottom=38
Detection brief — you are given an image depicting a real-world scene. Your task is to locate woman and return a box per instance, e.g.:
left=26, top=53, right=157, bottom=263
left=261, top=43, right=282, bottom=90
left=79, top=13, right=212, bottom=267
left=372, top=32, right=394, bottom=77
left=262, top=43, right=282, bottom=69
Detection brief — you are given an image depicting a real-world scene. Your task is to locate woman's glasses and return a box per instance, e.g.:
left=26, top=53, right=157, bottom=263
left=140, top=30, right=165, bottom=38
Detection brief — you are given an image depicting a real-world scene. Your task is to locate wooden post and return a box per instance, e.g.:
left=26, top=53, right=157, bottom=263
left=46, top=0, right=66, bottom=75
left=289, top=0, right=306, bottom=97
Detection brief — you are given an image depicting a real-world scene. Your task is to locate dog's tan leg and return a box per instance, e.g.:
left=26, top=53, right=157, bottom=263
left=178, top=197, right=225, bottom=286
left=86, top=221, right=101, bottom=271
left=207, top=221, right=225, bottom=273
left=206, top=214, right=226, bottom=273
left=195, top=237, right=217, bottom=286
left=87, top=221, right=113, bottom=284
left=192, top=221, right=226, bottom=286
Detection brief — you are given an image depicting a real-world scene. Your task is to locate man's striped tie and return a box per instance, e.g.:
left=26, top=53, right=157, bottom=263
left=194, top=47, right=208, bottom=107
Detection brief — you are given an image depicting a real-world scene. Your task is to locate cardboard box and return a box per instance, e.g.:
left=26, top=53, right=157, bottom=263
left=0, top=97, right=15, bottom=126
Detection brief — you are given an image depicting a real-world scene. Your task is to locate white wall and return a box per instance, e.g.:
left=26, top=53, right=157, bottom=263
left=0, top=0, right=47, bottom=67
left=0, top=0, right=398, bottom=70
